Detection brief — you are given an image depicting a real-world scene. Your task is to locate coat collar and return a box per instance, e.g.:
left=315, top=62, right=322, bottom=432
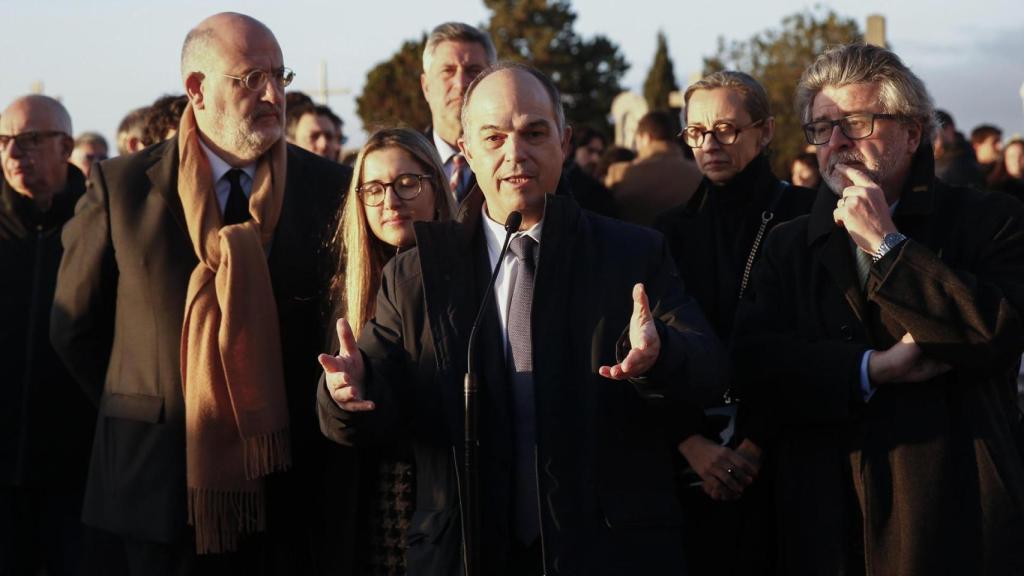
left=807, top=142, right=938, bottom=246
left=1, top=163, right=86, bottom=235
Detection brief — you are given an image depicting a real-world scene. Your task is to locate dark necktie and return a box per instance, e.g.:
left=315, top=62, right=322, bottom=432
left=449, top=154, right=467, bottom=204
left=506, top=234, right=540, bottom=545
left=223, top=168, right=250, bottom=225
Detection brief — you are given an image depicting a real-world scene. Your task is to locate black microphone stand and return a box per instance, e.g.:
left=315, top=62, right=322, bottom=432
left=463, top=210, right=521, bottom=576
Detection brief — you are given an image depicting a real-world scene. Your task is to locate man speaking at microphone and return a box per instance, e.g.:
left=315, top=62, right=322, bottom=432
left=317, top=62, right=724, bottom=576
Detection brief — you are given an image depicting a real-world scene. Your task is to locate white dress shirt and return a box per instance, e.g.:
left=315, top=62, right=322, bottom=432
left=433, top=131, right=471, bottom=204
left=480, top=203, right=543, bottom=343
left=199, top=139, right=256, bottom=213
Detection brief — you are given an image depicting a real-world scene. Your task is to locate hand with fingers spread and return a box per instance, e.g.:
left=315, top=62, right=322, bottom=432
left=678, top=435, right=758, bottom=501
left=599, top=283, right=661, bottom=380
left=869, top=332, right=952, bottom=385
left=831, top=163, right=899, bottom=254
left=318, top=318, right=374, bottom=412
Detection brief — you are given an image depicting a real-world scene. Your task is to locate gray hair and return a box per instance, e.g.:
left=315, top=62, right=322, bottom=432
left=684, top=70, right=772, bottom=122
left=461, top=61, right=566, bottom=136
left=796, top=43, right=935, bottom=142
left=180, top=13, right=275, bottom=82
left=422, top=22, right=497, bottom=72
left=180, top=26, right=219, bottom=81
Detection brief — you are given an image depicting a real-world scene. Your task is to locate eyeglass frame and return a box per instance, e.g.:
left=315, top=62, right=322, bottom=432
left=357, top=173, right=433, bottom=207
left=802, top=112, right=903, bottom=146
left=679, top=118, right=766, bottom=148
left=0, top=130, right=69, bottom=152
left=221, top=67, right=295, bottom=92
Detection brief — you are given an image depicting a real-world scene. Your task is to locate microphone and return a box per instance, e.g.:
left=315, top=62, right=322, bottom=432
left=462, top=210, right=521, bottom=576
left=467, top=209, right=522, bottom=370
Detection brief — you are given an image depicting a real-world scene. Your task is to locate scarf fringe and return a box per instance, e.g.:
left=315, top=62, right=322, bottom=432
left=243, top=428, right=292, bottom=479
left=187, top=486, right=265, bottom=554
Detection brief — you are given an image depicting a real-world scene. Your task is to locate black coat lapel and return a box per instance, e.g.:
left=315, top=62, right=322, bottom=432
left=808, top=185, right=870, bottom=327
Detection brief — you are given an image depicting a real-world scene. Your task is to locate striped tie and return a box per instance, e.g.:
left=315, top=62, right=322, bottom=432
left=449, top=153, right=466, bottom=204
left=507, top=235, right=540, bottom=545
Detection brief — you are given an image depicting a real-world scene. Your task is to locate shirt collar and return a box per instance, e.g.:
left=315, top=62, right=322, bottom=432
left=481, top=201, right=544, bottom=257
left=198, top=138, right=257, bottom=183
left=432, top=130, right=461, bottom=165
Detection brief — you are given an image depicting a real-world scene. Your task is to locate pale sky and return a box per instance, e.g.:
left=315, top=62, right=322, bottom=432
left=2, top=0, right=1021, bottom=152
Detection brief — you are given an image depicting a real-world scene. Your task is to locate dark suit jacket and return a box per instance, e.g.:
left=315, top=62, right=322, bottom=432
left=319, top=191, right=725, bottom=575
left=50, top=137, right=351, bottom=547
left=734, top=145, right=1024, bottom=575
left=425, top=127, right=476, bottom=208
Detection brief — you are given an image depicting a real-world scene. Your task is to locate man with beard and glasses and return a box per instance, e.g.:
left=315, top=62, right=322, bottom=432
left=732, top=43, right=1024, bottom=574
left=50, top=12, right=351, bottom=575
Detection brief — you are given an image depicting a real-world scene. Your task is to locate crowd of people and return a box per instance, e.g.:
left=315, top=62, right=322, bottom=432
left=2, top=10, right=1023, bottom=576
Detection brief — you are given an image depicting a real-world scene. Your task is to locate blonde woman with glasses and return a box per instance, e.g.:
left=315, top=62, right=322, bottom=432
left=323, top=128, right=453, bottom=575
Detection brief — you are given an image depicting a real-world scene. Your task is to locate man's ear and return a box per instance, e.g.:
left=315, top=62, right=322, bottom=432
left=561, top=124, right=573, bottom=160
left=185, top=72, right=206, bottom=110
left=458, top=135, right=471, bottom=162
left=59, top=135, right=73, bottom=161
left=420, top=73, right=429, bottom=101
left=761, top=116, right=776, bottom=149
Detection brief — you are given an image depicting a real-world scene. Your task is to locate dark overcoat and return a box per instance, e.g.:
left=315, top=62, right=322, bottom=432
left=734, top=146, right=1024, bottom=575
left=50, top=137, right=351, bottom=567
left=1, top=166, right=91, bottom=500
left=318, top=191, right=726, bottom=575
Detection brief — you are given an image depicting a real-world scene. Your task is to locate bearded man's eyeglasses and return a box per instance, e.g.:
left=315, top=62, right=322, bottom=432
left=803, top=113, right=902, bottom=145
left=221, top=67, right=295, bottom=92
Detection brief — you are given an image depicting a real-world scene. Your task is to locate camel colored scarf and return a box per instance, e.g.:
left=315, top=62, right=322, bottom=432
left=177, top=104, right=290, bottom=554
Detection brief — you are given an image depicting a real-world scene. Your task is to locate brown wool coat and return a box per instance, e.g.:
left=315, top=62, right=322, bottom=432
left=734, top=146, right=1024, bottom=575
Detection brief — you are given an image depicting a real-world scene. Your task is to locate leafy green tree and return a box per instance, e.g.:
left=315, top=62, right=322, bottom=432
left=355, top=36, right=431, bottom=133
left=485, top=0, right=629, bottom=134
left=703, top=8, right=861, bottom=175
left=643, top=31, right=679, bottom=112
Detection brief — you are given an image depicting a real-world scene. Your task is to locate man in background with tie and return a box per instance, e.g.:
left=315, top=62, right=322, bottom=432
left=318, top=62, right=724, bottom=575
left=51, top=12, right=350, bottom=574
left=420, top=22, right=495, bottom=208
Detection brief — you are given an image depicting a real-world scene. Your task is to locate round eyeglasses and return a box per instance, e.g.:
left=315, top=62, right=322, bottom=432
left=802, top=113, right=901, bottom=145
left=221, top=67, right=295, bottom=92
left=357, top=173, right=432, bottom=207
left=680, top=119, right=765, bottom=148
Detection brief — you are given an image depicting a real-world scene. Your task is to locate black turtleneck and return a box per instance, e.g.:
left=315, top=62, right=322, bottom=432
left=656, top=154, right=815, bottom=342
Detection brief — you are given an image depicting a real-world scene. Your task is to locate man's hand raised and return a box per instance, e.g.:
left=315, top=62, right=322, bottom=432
left=318, top=318, right=374, bottom=412
left=599, top=283, right=661, bottom=380
left=832, top=163, right=898, bottom=254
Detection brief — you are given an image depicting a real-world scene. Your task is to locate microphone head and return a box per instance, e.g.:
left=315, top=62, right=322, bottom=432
left=504, top=211, right=523, bottom=233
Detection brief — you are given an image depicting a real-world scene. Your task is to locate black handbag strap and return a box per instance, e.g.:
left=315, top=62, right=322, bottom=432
left=725, top=179, right=789, bottom=406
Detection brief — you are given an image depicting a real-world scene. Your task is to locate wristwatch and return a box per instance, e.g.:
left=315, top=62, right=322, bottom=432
left=873, top=232, right=907, bottom=263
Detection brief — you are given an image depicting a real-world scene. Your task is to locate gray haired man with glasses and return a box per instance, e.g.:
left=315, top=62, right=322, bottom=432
left=733, top=43, right=1024, bottom=574
left=50, top=12, right=351, bottom=574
